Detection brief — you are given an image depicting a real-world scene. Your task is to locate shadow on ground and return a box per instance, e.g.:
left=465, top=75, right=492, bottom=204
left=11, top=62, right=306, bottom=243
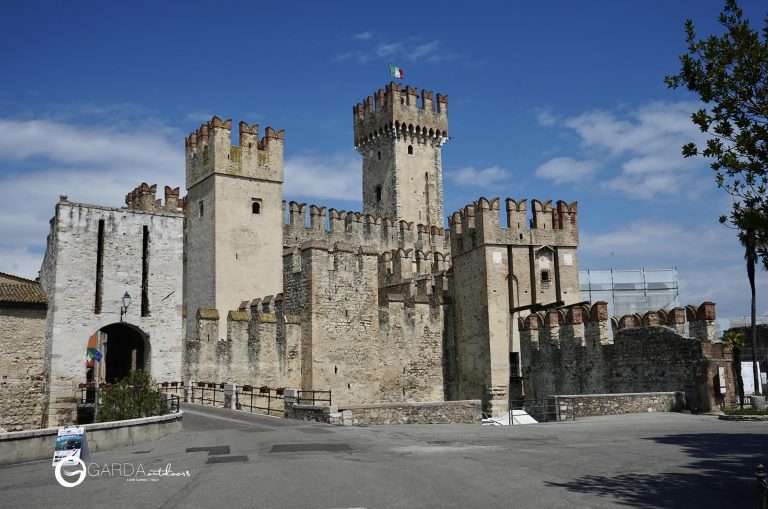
left=547, top=433, right=768, bottom=509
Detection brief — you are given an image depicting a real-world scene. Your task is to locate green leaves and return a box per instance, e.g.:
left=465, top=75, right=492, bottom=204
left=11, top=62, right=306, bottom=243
left=666, top=0, right=768, bottom=268
left=98, top=370, right=165, bottom=422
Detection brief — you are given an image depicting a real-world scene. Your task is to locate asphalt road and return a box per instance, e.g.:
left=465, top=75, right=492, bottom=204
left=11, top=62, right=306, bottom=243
left=1, top=405, right=766, bottom=509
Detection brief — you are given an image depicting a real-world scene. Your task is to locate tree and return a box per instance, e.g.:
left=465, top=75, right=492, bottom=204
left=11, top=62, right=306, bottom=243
left=723, top=329, right=745, bottom=407
left=666, top=0, right=768, bottom=397
left=98, top=370, right=165, bottom=422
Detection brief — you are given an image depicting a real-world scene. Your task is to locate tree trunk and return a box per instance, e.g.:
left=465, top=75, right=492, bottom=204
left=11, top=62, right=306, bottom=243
left=747, top=229, right=760, bottom=395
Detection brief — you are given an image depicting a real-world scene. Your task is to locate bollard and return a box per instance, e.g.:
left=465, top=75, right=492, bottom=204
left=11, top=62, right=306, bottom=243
left=757, top=464, right=767, bottom=509
left=223, top=384, right=237, bottom=410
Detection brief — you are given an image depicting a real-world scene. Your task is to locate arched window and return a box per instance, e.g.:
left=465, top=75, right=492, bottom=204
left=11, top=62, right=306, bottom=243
left=251, top=199, right=262, bottom=214
left=408, top=145, right=413, bottom=155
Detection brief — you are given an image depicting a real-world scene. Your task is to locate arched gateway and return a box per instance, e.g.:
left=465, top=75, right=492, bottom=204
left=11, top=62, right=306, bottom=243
left=86, top=323, right=151, bottom=384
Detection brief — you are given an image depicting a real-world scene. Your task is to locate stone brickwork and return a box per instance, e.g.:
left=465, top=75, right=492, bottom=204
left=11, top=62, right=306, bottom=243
left=184, top=116, right=285, bottom=340
left=184, top=241, right=448, bottom=406
left=283, top=201, right=451, bottom=257
left=337, top=400, right=482, bottom=425
left=549, top=392, right=685, bottom=420
left=16, top=81, right=739, bottom=432
left=521, top=302, right=737, bottom=413
left=40, top=197, right=184, bottom=426
left=449, top=197, right=580, bottom=416
left=354, top=83, right=448, bottom=225
left=0, top=305, right=47, bottom=431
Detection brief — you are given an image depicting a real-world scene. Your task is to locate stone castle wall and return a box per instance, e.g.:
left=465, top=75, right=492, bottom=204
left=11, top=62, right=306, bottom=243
left=40, top=197, right=184, bottom=426
left=0, top=305, right=47, bottom=431
left=353, top=82, right=448, bottom=224
left=185, top=116, right=286, bottom=341
left=283, top=201, right=451, bottom=256
left=520, top=302, right=737, bottom=413
left=183, top=242, right=448, bottom=406
left=448, top=196, right=581, bottom=416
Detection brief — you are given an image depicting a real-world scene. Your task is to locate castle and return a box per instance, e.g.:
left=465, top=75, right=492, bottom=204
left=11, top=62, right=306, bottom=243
left=0, top=82, right=735, bottom=430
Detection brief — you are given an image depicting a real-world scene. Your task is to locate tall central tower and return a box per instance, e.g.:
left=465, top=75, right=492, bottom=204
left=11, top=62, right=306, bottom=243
left=354, top=83, right=448, bottom=225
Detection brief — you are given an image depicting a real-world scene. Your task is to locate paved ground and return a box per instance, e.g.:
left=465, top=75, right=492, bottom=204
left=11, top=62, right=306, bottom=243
left=1, top=405, right=767, bottom=508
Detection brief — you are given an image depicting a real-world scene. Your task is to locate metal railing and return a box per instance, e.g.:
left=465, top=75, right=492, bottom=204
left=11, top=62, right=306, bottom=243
left=155, top=381, right=332, bottom=417
left=510, top=399, right=575, bottom=423
left=296, top=390, right=332, bottom=406
left=189, top=382, right=225, bottom=407
left=77, top=383, right=180, bottom=416
left=236, top=386, right=285, bottom=416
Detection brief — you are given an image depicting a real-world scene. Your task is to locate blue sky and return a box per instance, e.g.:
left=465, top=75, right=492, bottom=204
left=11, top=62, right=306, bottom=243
left=1, top=0, right=766, bottom=324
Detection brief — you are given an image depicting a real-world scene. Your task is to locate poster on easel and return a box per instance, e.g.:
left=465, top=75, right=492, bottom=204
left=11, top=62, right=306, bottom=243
left=52, top=426, right=89, bottom=466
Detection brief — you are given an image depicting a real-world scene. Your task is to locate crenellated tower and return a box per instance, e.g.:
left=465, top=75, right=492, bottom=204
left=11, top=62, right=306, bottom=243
left=354, top=83, right=448, bottom=226
left=184, top=116, right=285, bottom=340
left=448, top=196, right=580, bottom=416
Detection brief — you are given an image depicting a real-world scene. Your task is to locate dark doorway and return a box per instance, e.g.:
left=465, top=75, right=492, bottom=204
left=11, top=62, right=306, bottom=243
left=101, top=323, right=148, bottom=383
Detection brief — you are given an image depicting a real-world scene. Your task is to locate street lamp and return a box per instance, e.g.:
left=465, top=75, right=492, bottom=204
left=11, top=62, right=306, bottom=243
left=120, top=292, right=132, bottom=321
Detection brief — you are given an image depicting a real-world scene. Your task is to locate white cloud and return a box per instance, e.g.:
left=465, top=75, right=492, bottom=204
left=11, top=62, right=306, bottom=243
left=549, top=101, right=708, bottom=199
left=336, top=35, right=460, bottom=65
left=535, top=157, right=596, bottom=184
left=580, top=220, right=768, bottom=324
left=410, top=41, right=440, bottom=61
left=0, top=119, right=180, bottom=173
left=536, top=109, right=557, bottom=127
left=376, top=42, right=402, bottom=58
left=0, top=246, right=45, bottom=280
left=0, top=118, right=183, bottom=279
left=448, top=166, right=510, bottom=187
left=284, top=153, right=361, bottom=202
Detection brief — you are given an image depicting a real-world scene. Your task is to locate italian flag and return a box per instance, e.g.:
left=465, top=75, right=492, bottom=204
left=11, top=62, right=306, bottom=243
left=389, top=64, right=404, bottom=79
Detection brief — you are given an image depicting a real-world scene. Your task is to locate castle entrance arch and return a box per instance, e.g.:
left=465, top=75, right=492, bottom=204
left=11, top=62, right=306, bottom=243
left=87, top=323, right=151, bottom=384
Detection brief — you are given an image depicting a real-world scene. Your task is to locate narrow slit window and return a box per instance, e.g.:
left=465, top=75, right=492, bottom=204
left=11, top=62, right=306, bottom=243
left=375, top=186, right=382, bottom=203
left=377, top=151, right=381, bottom=160
left=94, top=219, right=105, bottom=314
left=198, top=200, right=204, bottom=218
left=141, top=225, right=150, bottom=317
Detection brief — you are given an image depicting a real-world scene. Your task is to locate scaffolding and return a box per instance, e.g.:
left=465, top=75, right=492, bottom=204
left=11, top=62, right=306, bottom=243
left=579, top=268, right=680, bottom=318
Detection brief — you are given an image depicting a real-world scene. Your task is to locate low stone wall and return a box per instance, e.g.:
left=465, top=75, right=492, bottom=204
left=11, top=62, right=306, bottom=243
left=0, top=412, right=183, bottom=465
left=549, top=392, right=685, bottom=420
left=338, top=400, right=482, bottom=425
left=284, top=404, right=340, bottom=424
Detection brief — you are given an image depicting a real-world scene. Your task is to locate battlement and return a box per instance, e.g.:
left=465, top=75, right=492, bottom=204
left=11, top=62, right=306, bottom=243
left=449, top=197, right=578, bottom=254
left=377, top=248, right=450, bottom=286
left=519, top=301, right=718, bottom=350
left=353, top=82, right=449, bottom=149
left=283, top=200, right=451, bottom=256
left=185, top=115, right=285, bottom=188
left=519, top=301, right=733, bottom=410
left=125, top=182, right=185, bottom=213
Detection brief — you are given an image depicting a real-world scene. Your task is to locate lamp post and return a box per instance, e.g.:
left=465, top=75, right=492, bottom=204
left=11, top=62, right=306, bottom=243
left=119, top=292, right=132, bottom=322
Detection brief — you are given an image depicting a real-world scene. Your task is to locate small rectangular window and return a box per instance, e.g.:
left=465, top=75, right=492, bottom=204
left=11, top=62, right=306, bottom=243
left=541, top=270, right=551, bottom=288
left=198, top=200, right=204, bottom=218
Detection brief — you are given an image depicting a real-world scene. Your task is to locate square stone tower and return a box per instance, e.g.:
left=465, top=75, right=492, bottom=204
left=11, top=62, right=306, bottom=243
left=354, top=83, right=448, bottom=226
left=184, top=117, right=285, bottom=340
